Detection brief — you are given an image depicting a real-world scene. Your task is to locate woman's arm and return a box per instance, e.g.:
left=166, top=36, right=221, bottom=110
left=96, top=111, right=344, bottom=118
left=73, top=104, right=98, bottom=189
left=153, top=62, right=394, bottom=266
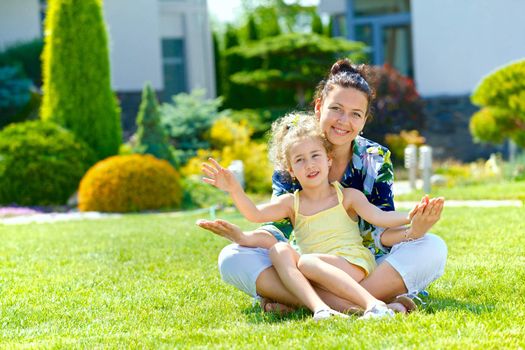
left=202, top=158, right=293, bottom=223
left=344, top=188, right=412, bottom=228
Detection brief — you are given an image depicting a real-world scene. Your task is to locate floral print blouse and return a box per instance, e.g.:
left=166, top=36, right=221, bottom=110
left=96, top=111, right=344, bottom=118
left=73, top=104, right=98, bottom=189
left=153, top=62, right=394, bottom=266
left=270, top=135, right=395, bottom=258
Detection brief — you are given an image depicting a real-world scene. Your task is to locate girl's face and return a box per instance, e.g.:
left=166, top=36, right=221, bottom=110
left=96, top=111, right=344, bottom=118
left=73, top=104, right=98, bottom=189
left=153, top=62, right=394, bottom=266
left=287, top=136, right=332, bottom=188
left=315, top=85, right=368, bottom=147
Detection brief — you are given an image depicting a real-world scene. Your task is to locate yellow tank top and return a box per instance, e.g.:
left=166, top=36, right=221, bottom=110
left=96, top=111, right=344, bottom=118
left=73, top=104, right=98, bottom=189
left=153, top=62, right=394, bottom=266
left=293, top=181, right=376, bottom=275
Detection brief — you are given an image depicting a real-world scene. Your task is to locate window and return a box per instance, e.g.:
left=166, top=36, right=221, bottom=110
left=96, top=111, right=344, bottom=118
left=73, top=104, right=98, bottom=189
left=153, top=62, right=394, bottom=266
left=161, top=38, right=187, bottom=100
left=339, top=0, right=413, bottom=77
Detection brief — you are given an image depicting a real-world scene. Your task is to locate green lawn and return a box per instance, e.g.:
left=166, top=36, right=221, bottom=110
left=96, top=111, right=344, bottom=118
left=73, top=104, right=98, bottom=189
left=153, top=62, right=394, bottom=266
left=1, top=207, right=524, bottom=348
left=395, top=180, right=525, bottom=202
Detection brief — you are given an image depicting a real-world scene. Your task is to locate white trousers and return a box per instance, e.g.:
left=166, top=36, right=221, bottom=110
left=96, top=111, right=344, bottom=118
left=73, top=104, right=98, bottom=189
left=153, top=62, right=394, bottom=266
left=217, top=234, right=447, bottom=298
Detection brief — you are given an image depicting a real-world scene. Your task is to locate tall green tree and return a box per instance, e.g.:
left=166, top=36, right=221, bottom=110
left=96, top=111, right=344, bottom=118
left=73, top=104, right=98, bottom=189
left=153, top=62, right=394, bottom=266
left=470, top=59, right=525, bottom=147
left=40, top=0, right=122, bottom=161
left=224, top=24, right=240, bottom=49
left=311, top=12, right=324, bottom=34
left=228, top=33, right=366, bottom=106
left=212, top=31, right=222, bottom=96
left=245, top=14, right=259, bottom=42
left=134, top=84, right=176, bottom=166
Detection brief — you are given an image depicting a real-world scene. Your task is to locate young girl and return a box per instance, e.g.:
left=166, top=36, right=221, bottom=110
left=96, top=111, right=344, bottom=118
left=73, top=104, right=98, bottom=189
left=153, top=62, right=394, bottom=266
left=200, top=112, right=425, bottom=320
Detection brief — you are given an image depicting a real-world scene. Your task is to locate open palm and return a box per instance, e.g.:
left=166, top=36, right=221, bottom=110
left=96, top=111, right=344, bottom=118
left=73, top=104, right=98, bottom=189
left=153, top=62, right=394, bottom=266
left=201, top=158, right=239, bottom=192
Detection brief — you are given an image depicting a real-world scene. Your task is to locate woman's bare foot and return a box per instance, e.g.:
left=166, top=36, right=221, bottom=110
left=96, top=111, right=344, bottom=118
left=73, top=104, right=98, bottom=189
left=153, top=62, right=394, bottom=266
left=387, top=295, right=417, bottom=314
left=260, top=298, right=295, bottom=314
left=196, top=219, right=245, bottom=242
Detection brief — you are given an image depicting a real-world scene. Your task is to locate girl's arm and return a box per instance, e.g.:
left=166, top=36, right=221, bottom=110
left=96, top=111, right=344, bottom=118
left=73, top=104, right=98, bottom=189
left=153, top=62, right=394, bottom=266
left=343, top=188, right=414, bottom=228
left=202, top=158, right=293, bottom=223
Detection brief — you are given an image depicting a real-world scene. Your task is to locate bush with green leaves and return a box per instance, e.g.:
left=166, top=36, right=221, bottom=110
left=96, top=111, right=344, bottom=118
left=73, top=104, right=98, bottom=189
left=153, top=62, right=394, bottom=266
left=160, top=89, right=226, bottom=165
left=133, top=83, right=176, bottom=166
left=0, top=66, right=38, bottom=129
left=181, top=175, right=231, bottom=209
left=40, top=0, right=122, bottom=161
left=470, top=59, right=525, bottom=147
left=363, top=64, right=425, bottom=145
left=0, top=38, right=44, bottom=86
left=0, top=121, right=96, bottom=205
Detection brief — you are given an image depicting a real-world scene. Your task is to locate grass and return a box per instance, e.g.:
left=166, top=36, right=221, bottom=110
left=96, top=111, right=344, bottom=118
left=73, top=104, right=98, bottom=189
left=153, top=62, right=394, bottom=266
left=395, top=180, right=525, bottom=202
left=1, top=207, right=525, bottom=348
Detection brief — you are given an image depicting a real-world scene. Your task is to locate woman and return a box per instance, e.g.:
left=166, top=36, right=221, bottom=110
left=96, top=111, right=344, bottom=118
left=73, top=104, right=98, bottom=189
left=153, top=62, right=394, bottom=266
left=198, top=59, right=447, bottom=314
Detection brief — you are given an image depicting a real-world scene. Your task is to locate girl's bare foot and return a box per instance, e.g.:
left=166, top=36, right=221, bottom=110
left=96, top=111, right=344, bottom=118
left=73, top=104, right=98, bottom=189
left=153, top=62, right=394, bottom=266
left=260, top=298, right=295, bottom=314
left=196, top=219, right=244, bottom=242
left=387, top=295, right=417, bottom=314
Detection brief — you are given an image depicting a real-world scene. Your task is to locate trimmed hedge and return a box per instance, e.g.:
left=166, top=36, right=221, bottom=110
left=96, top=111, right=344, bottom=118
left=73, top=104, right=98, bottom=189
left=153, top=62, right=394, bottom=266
left=0, top=121, right=96, bottom=205
left=78, top=154, right=182, bottom=213
left=40, top=0, right=122, bottom=160
left=470, top=59, right=525, bottom=147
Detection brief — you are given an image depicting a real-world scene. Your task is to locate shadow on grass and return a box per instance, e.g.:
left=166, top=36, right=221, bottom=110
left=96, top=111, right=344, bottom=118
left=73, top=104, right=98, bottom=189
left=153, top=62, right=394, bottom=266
left=419, top=297, right=495, bottom=315
left=241, top=304, right=312, bottom=324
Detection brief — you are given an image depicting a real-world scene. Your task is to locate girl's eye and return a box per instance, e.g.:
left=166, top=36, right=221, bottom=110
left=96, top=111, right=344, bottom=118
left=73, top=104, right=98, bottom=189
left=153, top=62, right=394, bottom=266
left=295, top=158, right=303, bottom=163
left=313, top=154, right=320, bottom=158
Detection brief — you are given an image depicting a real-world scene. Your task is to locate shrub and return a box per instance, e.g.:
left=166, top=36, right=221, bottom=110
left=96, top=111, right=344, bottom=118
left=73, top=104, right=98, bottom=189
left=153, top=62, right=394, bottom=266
left=160, top=89, right=226, bottom=165
left=78, top=154, right=182, bottom=212
left=182, top=117, right=272, bottom=194
left=470, top=59, right=525, bottom=147
left=0, top=38, right=44, bottom=86
left=384, top=130, right=426, bottom=164
left=133, top=83, right=176, bottom=166
left=364, top=64, right=425, bottom=145
left=0, top=66, right=39, bottom=129
left=40, top=0, right=122, bottom=160
left=181, top=175, right=231, bottom=209
left=0, top=121, right=96, bottom=205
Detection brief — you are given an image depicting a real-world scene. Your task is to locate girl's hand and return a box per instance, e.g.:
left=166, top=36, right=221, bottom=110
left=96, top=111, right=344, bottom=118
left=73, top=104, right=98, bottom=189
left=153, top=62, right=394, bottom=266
left=201, top=158, right=241, bottom=193
left=407, top=194, right=429, bottom=220
left=407, top=197, right=445, bottom=239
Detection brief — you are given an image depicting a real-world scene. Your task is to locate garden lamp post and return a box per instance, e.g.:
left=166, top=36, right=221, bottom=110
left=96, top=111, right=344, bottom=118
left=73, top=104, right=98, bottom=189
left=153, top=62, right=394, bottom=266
left=404, top=144, right=418, bottom=190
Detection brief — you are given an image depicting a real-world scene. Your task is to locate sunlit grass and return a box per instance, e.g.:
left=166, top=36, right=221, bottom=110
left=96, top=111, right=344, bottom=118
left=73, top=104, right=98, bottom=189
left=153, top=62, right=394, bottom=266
left=1, top=206, right=524, bottom=348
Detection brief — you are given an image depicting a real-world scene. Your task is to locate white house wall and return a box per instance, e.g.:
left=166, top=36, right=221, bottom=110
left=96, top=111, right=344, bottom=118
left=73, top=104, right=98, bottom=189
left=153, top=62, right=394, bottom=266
left=411, top=0, right=525, bottom=97
left=0, top=0, right=40, bottom=50
left=104, top=0, right=163, bottom=91
left=160, top=1, right=216, bottom=98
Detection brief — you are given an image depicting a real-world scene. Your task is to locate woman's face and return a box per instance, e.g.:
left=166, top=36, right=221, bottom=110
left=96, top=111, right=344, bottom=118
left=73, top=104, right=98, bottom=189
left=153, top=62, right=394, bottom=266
left=315, top=85, right=368, bottom=147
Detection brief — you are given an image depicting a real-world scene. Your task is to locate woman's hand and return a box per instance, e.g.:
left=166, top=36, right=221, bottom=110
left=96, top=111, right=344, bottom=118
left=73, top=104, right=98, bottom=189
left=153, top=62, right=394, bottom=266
left=201, top=158, right=242, bottom=193
left=407, top=196, right=444, bottom=239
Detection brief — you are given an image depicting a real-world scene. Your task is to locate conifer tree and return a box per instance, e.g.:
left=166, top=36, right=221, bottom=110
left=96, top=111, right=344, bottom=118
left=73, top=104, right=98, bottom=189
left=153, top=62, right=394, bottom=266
left=40, top=0, right=122, bottom=160
left=135, top=84, right=176, bottom=166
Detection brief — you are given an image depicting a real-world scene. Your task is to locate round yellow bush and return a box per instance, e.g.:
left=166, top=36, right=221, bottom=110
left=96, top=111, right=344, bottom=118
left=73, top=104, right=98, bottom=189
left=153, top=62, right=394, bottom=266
left=78, top=154, right=182, bottom=212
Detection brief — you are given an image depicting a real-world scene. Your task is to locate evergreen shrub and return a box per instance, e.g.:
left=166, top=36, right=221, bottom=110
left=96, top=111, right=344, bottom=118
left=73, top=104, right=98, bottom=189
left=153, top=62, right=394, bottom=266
left=0, top=66, right=38, bottom=129
left=40, top=0, right=122, bottom=160
left=134, top=84, right=176, bottom=166
left=78, top=154, right=182, bottom=212
left=0, top=38, right=44, bottom=86
left=0, top=121, right=95, bottom=205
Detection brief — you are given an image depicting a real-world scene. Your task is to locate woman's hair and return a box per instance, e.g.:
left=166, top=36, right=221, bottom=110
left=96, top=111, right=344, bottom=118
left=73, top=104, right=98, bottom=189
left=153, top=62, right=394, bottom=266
left=268, top=112, right=332, bottom=171
left=313, top=58, right=376, bottom=118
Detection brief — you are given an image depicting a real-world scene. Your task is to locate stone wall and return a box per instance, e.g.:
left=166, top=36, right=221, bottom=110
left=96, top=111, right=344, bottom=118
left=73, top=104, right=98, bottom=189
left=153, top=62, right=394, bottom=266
left=421, top=95, right=508, bottom=162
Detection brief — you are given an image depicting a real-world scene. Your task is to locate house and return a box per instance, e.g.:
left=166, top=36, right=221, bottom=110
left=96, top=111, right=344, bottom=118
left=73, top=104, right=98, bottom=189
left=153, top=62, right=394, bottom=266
left=0, top=0, right=216, bottom=135
left=318, top=0, right=525, bottom=161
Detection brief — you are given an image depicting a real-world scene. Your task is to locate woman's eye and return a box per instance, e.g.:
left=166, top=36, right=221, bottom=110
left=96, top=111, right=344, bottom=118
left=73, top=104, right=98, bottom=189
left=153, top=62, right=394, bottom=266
left=353, top=113, right=363, bottom=119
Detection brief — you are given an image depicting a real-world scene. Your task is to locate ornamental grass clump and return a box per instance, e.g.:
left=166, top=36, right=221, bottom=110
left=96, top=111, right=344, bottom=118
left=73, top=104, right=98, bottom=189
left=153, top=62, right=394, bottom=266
left=78, top=154, right=182, bottom=213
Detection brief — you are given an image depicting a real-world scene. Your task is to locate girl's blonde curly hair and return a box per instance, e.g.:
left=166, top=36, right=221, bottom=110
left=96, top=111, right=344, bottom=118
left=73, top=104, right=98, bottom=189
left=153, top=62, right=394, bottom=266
left=268, top=112, right=332, bottom=172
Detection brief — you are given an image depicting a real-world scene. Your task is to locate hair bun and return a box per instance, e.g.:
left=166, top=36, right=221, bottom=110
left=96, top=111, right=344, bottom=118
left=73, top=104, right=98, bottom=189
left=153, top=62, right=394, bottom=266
left=330, top=58, right=359, bottom=76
